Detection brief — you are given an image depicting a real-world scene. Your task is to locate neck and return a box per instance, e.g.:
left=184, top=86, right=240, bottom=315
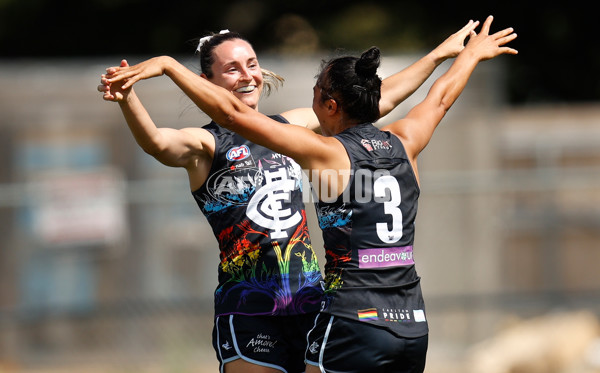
left=335, top=115, right=365, bottom=135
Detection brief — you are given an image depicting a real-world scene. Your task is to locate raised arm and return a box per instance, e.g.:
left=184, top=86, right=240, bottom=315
left=382, top=16, right=517, bottom=176
left=378, top=19, right=479, bottom=116
left=98, top=60, right=215, bottom=186
left=282, top=19, right=479, bottom=131
left=105, top=57, right=340, bottom=172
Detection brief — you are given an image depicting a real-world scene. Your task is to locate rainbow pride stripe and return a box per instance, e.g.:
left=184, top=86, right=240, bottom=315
left=357, top=308, right=379, bottom=321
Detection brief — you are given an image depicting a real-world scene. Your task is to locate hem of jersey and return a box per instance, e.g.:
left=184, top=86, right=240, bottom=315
left=215, top=311, right=276, bottom=318
left=228, top=314, right=288, bottom=373
left=215, top=307, right=322, bottom=318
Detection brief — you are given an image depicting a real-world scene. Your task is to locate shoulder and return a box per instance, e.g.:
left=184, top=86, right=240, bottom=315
left=198, top=122, right=229, bottom=143
left=179, top=126, right=216, bottom=154
left=182, top=125, right=214, bottom=138
left=202, top=121, right=222, bottom=132
left=280, top=107, right=318, bottom=129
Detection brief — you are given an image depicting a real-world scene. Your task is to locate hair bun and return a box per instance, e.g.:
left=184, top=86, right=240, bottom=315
left=355, top=47, right=380, bottom=77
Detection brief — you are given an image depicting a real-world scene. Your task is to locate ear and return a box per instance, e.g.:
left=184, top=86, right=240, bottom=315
left=200, top=73, right=208, bottom=79
left=326, top=99, right=338, bottom=115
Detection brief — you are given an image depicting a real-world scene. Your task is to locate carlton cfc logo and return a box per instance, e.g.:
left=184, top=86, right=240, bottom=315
left=226, top=145, right=250, bottom=161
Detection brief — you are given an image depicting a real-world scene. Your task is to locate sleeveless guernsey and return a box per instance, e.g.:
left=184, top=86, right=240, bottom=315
left=192, top=115, right=323, bottom=317
left=316, top=123, right=428, bottom=338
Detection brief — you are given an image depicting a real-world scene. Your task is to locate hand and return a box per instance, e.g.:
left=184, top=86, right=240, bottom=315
left=464, top=15, right=518, bottom=61
left=105, top=56, right=172, bottom=90
left=433, top=19, right=481, bottom=59
left=98, top=59, right=131, bottom=101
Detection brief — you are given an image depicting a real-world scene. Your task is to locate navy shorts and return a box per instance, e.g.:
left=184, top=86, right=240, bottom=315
left=213, top=312, right=318, bottom=373
left=305, top=313, right=428, bottom=373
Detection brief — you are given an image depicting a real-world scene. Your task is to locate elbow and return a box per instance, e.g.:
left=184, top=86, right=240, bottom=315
left=378, top=100, right=393, bottom=118
left=222, top=111, right=243, bottom=131
left=220, top=113, right=236, bottom=130
left=438, top=86, right=459, bottom=114
left=139, top=133, right=168, bottom=158
left=142, top=141, right=165, bottom=158
left=219, top=100, right=249, bottom=129
left=439, top=97, right=453, bottom=114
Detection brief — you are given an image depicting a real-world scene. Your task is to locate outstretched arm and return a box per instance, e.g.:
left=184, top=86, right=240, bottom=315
left=382, top=16, right=518, bottom=177
left=378, top=19, right=479, bottom=116
left=282, top=19, right=479, bottom=130
left=104, top=57, right=339, bottom=172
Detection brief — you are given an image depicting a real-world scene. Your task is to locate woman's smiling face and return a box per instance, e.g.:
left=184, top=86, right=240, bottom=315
left=207, top=39, right=264, bottom=110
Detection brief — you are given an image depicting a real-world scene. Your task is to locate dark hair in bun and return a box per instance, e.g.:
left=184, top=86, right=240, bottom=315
left=315, top=46, right=382, bottom=124
left=355, top=47, right=381, bottom=78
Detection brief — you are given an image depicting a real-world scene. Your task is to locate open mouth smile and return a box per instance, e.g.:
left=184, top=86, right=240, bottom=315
left=235, top=85, right=256, bottom=94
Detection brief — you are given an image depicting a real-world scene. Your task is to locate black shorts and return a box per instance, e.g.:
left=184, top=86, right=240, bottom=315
left=213, top=312, right=318, bottom=373
left=305, top=313, right=428, bottom=373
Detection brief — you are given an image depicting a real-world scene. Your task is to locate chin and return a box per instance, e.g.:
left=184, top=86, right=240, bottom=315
left=238, top=95, right=260, bottom=109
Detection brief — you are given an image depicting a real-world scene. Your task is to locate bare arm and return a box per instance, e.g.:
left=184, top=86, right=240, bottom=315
left=382, top=16, right=518, bottom=178
left=99, top=60, right=214, bottom=172
left=282, top=20, right=479, bottom=131
left=105, top=57, right=341, bottom=172
left=378, top=19, right=479, bottom=116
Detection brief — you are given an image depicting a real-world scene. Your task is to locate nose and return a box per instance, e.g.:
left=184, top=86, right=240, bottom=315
left=239, top=67, right=252, bottom=81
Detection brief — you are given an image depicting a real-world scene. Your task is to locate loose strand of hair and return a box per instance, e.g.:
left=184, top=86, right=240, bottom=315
left=261, top=68, right=285, bottom=97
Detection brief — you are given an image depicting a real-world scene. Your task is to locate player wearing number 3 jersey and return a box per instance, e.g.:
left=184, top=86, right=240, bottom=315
left=305, top=122, right=428, bottom=372
left=314, top=122, right=425, bottom=338
left=104, top=16, right=517, bottom=372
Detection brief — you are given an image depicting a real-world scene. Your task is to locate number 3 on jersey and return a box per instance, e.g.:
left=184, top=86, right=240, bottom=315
left=373, top=175, right=403, bottom=243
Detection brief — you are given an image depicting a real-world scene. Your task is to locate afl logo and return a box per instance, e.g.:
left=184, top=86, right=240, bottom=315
left=226, top=145, right=250, bottom=161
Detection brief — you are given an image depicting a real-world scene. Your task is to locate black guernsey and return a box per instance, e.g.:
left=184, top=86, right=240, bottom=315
left=192, top=115, right=323, bottom=317
left=316, top=123, right=428, bottom=338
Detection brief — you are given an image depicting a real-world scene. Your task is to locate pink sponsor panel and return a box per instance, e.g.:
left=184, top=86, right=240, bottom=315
left=358, top=246, right=414, bottom=268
